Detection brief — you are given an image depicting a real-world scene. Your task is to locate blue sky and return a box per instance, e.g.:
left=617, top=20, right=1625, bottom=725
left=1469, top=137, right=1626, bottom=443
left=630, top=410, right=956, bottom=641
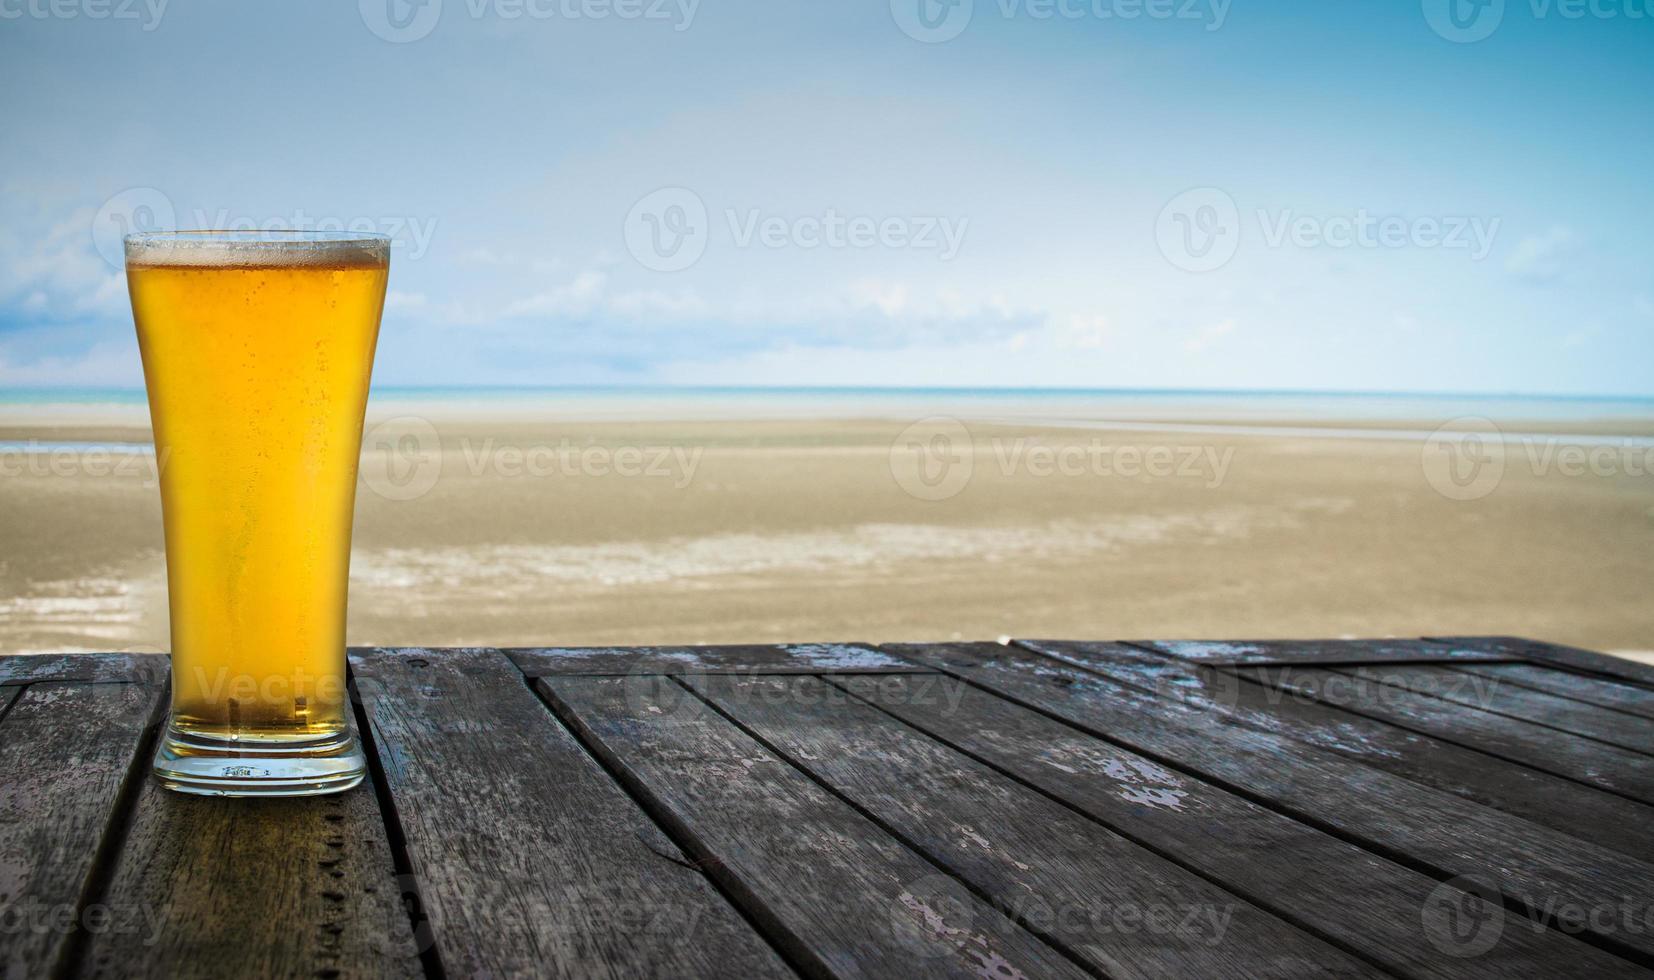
left=1, top=0, right=1651, bottom=394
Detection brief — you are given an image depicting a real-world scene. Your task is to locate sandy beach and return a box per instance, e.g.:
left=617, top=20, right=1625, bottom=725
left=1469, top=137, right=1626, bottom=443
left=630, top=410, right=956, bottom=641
left=3, top=395, right=1653, bottom=660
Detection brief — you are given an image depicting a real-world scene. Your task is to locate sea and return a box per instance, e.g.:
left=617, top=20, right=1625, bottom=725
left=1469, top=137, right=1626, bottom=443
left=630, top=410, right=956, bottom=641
left=3, top=385, right=1653, bottom=453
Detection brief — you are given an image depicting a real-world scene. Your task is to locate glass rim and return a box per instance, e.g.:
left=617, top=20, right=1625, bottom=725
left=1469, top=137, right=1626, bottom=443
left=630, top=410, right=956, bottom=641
left=124, top=229, right=391, bottom=245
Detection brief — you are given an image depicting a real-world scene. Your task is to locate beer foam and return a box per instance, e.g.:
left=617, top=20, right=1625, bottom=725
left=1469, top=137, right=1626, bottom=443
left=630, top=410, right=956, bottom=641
left=124, top=232, right=389, bottom=269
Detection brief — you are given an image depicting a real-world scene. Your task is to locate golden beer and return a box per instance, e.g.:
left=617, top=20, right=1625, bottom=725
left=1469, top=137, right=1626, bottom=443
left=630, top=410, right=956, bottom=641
left=127, top=231, right=388, bottom=795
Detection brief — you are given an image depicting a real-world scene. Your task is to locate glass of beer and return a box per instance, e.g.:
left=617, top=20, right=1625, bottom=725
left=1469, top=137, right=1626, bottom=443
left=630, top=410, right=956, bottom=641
left=125, top=230, right=389, bottom=796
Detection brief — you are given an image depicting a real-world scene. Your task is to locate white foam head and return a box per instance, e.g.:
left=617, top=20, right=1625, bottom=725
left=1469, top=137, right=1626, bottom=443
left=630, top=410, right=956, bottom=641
left=124, top=231, right=390, bottom=268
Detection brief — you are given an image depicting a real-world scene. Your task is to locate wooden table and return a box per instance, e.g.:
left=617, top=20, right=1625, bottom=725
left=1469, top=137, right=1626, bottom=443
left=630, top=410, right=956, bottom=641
left=3, top=637, right=1653, bottom=978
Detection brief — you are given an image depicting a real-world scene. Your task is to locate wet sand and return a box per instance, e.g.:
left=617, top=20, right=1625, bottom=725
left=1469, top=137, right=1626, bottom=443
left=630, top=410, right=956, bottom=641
left=3, top=407, right=1652, bottom=661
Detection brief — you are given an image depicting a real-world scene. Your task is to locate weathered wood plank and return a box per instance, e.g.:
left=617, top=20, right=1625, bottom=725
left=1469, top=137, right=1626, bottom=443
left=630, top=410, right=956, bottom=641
left=0, top=653, right=167, bottom=686
left=350, top=647, right=789, bottom=980
left=502, top=642, right=922, bottom=676
left=540, top=673, right=1090, bottom=980
left=1250, top=665, right=1654, bottom=805
left=0, top=682, right=163, bottom=979
left=1017, top=640, right=1654, bottom=862
left=1136, top=639, right=1510, bottom=667
left=684, top=672, right=1380, bottom=979
left=888, top=642, right=1654, bottom=964
left=828, top=669, right=1636, bottom=979
left=1336, top=664, right=1654, bottom=756
left=1429, top=636, right=1654, bottom=687
left=1448, top=662, right=1654, bottom=722
left=75, top=781, right=422, bottom=979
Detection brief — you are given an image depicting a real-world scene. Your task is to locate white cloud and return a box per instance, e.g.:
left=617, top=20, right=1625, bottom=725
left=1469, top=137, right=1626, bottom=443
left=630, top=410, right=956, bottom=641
left=1182, top=319, right=1235, bottom=354
left=1061, top=314, right=1112, bottom=350
left=502, top=270, right=607, bottom=318
left=0, top=340, right=143, bottom=386
left=1505, top=226, right=1576, bottom=283
left=385, top=291, right=428, bottom=312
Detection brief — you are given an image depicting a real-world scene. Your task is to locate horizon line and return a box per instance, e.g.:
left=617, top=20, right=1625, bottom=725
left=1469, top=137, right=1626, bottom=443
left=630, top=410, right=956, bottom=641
left=4, top=383, right=1654, bottom=404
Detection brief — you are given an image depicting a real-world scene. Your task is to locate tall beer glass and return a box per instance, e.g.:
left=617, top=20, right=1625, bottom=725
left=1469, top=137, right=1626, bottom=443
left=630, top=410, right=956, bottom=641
left=126, top=231, right=388, bottom=796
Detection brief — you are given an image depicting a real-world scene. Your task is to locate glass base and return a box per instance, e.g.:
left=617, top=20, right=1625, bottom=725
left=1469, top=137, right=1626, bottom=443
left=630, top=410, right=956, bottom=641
left=152, top=721, right=367, bottom=797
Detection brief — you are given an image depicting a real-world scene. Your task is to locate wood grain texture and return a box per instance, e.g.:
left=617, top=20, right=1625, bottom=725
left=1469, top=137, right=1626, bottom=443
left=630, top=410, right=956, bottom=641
left=1447, top=662, right=1654, bottom=722
left=541, top=673, right=1090, bottom=980
left=502, top=642, right=921, bottom=676
left=828, top=670, right=1638, bottom=979
left=888, top=642, right=1654, bottom=965
left=1251, top=665, right=1654, bottom=805
left=350, top=647, right=788, bottom=980
left=0, top=681, right=162, bottom=979
left=684, top=672, right=1381, bottom=978
left=74, top=781, right=421, bottom=979
left=0, top=654, right=167, bottom=686
left=1017, top=640, right=1654, bottom=862
left=1134, top=639, right=1510, bottom=667
left=1429, top=636, right=1654, bottom=687
left=1335, top=663, right=1654, bottom=756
